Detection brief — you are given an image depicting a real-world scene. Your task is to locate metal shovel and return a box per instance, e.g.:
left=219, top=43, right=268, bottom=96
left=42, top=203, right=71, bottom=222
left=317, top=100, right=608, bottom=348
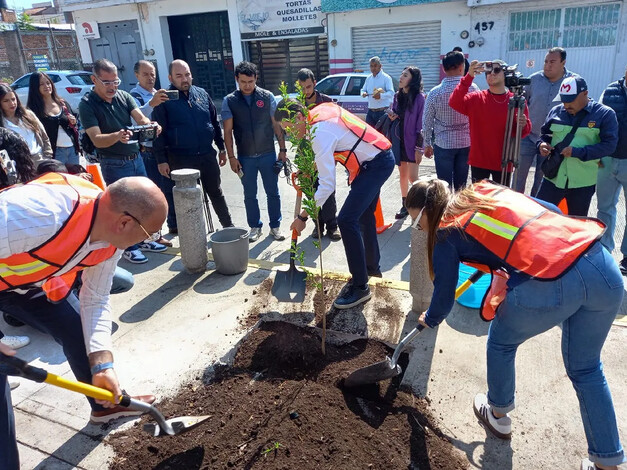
left=0, top=354, right=209, bottom=437
left=272, top=178, right=307, bottom=302
left=343, top=271, right=485, bottom=387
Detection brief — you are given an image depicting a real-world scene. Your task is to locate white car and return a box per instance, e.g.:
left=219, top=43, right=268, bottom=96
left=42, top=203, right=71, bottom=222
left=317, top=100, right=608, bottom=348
left=11, top=70, right=93, bottom=111
left=276, top=72, right=399, bottom=120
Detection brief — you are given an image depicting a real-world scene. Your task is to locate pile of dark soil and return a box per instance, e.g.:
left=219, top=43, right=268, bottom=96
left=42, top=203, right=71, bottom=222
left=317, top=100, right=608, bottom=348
left=110, top=322, right=467, bottom=469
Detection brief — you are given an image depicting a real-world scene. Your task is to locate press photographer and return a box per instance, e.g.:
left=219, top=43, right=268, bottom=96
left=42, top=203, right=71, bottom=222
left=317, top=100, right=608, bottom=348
left=449, top=59, right=531, bottom=184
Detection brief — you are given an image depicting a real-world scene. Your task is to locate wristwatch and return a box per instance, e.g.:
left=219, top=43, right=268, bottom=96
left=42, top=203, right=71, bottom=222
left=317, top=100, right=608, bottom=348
left=297, top=214, right=308, bottom=222
left=219, top=149, right=226, bottom=153
left=279, top=148, right=287, bottom=152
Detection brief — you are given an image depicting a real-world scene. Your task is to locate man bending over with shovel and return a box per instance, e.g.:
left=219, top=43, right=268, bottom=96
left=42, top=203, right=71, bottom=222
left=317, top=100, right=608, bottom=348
left=0, top=173, right=166, bottom=470
left=275, top=100, right=395, bottom=309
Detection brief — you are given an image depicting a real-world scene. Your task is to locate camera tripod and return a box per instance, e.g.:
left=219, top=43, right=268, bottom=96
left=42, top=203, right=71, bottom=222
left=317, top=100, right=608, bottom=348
left=500, top=85, right=526, bottom=189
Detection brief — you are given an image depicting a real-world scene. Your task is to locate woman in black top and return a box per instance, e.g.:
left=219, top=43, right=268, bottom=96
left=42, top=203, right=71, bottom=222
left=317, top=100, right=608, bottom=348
left=27, top=71, right=80, bottom=165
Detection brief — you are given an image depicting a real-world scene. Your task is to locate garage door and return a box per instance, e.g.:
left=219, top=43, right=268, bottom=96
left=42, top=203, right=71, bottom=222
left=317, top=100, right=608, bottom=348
left=351, top=21, right=442, bottom=92
left=507, top=4, right=621, bottom=100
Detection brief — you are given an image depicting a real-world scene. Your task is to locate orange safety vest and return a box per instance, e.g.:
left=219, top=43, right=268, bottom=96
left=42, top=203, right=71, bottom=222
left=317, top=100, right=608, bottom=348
left=440, top=181, right=605, bottom=321
left=0, top=172, right=118, bottom=303
left=309, top=102, right=391, bottom=184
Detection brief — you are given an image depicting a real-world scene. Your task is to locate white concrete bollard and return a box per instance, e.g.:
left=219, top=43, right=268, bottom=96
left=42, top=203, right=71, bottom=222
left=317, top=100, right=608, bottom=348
left=171, top=169, right=208, bottom=274
left=409, top=225, right=434, bottom=313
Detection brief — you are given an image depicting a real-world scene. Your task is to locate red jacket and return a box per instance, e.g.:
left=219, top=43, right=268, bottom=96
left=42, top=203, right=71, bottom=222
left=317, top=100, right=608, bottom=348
left=449, top=74, right=532, bottom=172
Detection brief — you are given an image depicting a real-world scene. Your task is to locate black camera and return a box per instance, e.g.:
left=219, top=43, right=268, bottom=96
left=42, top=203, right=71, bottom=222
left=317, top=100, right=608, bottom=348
left=273, top=158, right=292, bottom=179
left=273, top=159, right=285, bottom=175
left=126, top=123, right=159, bottom=143
left=503, top=64, right=531, bottom=90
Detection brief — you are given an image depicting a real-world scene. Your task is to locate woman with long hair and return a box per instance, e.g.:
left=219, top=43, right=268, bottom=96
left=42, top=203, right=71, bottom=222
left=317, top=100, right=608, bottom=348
left=406, top=178, right=624, bottom=470
left=0, top=126, right=36, bottom=188
left=0, top=83, right=51, bottom=163
left=388, top=66, right=426, bottom=219
left=27, top=72, right=80, bottom=165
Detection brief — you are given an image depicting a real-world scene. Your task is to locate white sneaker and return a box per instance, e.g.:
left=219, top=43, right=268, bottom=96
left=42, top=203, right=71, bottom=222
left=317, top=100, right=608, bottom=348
left=123, top=249, right=148, bottom=264
left=473, top=393, right=512, bottom=440
left=248, top=227, right=262, bottom=242
left=0, top=335, right=30, bottom=349
left=9, top=381, right=19, bottom=391
left=269, top=227, right=286, bottom=241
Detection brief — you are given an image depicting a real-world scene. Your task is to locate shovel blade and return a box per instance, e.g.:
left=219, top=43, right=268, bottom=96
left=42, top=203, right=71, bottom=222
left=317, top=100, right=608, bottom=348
left=343, top=357, right=402, bottom=388
left=143, top=415, right=211, bottom=437
left=272, top=266, right=307, bottom=303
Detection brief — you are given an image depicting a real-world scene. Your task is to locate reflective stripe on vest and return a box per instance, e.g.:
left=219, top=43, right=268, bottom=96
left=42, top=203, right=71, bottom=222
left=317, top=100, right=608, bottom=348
left=309, top=103, right=391, bottom=184
left=0, top=172, right=118, bottom=302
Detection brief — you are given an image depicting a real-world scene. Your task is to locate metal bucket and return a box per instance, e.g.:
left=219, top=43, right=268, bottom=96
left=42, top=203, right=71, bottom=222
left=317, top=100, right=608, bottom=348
left=209, top=227, right=249, bottom=275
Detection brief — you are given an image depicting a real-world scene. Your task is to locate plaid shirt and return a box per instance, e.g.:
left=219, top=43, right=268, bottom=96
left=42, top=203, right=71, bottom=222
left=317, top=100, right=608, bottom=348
left=422, top=76, right=479, bottom=149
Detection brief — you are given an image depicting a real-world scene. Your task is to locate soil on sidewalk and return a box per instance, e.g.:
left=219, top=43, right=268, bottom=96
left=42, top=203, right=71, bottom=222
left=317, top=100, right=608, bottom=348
left=109, top=321, right=467, bottom=469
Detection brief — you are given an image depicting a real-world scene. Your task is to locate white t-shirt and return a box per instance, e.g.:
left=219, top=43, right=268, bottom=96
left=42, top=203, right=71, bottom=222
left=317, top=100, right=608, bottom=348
left=3, top=117, right=42, bottom=156
left=54, top=110, right=73, bottom=148
left=312, top=119, right=382, bottom=207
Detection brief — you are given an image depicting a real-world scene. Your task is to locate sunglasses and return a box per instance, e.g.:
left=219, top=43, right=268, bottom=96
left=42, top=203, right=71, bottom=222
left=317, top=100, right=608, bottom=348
left=486, top=67, right=503, bottom=75
left=124, top=211, right=160, bottom=241
left=95, top=76, right=122, bottom=87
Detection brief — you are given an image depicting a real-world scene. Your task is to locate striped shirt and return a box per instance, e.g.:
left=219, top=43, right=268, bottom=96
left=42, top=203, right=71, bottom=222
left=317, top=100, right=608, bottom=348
left=422, top=76, right=479, bottom=149
left=0, top=182, right=122, bottom=354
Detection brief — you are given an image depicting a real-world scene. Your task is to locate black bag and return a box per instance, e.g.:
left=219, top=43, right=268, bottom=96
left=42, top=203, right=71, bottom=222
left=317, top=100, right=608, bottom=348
left=540, top=111, right=587, bottom=179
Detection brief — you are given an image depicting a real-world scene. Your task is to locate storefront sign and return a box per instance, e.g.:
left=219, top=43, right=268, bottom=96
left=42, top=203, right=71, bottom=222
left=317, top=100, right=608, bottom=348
left=321, top=0, right=448, bottom=13
left=238, top=0, right=324, bottom=40
left=76, top=21, right=100, bottom=40
left=32, top=55, right=49, bottom=71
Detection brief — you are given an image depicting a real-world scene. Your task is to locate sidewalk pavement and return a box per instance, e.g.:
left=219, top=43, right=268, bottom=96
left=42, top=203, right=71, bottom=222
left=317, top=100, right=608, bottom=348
left=3, top=155, right=626, bottom=469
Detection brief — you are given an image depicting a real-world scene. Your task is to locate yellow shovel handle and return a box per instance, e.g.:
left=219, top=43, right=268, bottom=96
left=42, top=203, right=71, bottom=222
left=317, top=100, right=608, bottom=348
left=45, top=373, right=118, bottom=404
left=455, top=279, right=474, bottom=299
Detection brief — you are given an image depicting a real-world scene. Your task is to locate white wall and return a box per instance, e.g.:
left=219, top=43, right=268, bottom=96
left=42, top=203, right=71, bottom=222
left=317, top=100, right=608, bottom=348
left=327, top=0, right=627, bottom=92
left=72, top=0, right=244, bottom=88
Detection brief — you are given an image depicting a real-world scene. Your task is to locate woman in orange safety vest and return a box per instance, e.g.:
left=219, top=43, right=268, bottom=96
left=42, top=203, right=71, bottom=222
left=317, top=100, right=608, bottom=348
left=406, top=178, right=624, bottom=470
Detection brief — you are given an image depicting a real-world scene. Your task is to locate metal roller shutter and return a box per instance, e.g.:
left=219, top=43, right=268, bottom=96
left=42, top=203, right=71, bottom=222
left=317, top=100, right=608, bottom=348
left=352, top=21, right=442, bottom=91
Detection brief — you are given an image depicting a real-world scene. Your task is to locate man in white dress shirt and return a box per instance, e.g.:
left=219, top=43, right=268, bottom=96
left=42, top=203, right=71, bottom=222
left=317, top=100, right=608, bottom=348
left=0, top=174, right=165, bottom=470
left=360, top=56, right=395, bottom=127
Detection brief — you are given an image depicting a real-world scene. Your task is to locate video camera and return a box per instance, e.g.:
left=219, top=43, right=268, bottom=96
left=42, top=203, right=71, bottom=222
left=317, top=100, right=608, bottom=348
left=502, top=64, right=531, bottom=91
left=126, top=123, right=159, bottom=144
left=273, top=158, right=292, bottom=179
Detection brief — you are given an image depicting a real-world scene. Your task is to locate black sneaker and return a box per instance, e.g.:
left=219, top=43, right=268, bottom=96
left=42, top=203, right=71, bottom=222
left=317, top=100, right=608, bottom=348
left=620, top=258, right=627, bottom=276
left=333, top=284, right=372, bottom=309
left=395, top=206, right=409, bottom=219
left=327, top=227, right=341, bottom=240
left=3, top=313, right=25, bottom=327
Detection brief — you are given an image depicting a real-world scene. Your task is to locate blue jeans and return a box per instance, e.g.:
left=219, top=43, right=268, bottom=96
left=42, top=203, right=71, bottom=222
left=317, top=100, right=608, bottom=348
left=100, top=155, right=147, bottom=251
left=337, top=150, right=395, bottom=286
left=487, top=242, right=624, bottom=466
left=514, top=136, right=544, bottom=196
left=597, top=156, right=627, bottom=255
left=239, top=152, right=282, bottom=229
left=366, top=109, right=386, bottom=128
left=0, top=376, right=17, bottom=469
left=536, top=178, right=596, bottom=217
left=142, top=151, right=177, bottom=231
left=433, top=145, right=469, bottom=191
left=55, top=146, right=80, bottom=166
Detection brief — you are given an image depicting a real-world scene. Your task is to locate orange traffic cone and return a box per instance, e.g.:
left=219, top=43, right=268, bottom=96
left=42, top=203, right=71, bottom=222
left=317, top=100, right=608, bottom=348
left=375, top=197, right=391, bottom=234
left=557, top=198, right=568, bottom=215
left=86, top=162, right=106, bottom=190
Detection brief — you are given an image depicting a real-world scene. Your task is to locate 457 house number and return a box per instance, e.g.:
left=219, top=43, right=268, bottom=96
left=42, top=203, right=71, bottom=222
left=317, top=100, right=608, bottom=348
left=474, top=21, right=494, bottom=33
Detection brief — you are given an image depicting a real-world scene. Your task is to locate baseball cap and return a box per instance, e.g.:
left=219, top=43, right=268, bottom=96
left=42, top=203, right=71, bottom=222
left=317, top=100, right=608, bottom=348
left=554, top=76, right=588, bottom=103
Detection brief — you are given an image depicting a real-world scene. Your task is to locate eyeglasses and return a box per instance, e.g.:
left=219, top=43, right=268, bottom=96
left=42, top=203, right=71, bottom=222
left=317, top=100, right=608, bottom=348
left=95, top=76, right=122, bottom=87
left=411, top=206, right=425, bottom=230
left=486, top=67, right=503, bottom=75
left=123, top=211, right=160, bottom=241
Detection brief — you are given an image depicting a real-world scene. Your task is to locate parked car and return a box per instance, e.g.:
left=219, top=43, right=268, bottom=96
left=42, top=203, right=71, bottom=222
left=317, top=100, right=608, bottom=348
left=275, top=72, right=398, bottom=120
left=11, top=70, right=93, bottom=111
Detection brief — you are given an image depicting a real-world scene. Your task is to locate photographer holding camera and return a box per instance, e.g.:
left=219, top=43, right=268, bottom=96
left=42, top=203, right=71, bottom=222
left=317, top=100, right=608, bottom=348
left=152, top=60, right=233, bottom=229
left=449, top=59, right=531, bottom=185
left=536, top=76, right=618, bottom=217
